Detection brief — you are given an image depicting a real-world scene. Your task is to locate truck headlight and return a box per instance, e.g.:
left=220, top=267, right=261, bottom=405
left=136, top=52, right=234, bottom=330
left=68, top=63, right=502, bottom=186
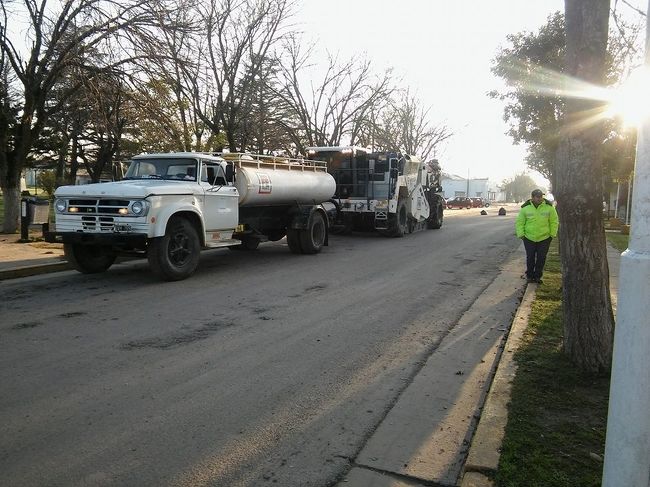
left=130, top=200, right=147, bottom=215
left=54, top=199, right=67, bottom=213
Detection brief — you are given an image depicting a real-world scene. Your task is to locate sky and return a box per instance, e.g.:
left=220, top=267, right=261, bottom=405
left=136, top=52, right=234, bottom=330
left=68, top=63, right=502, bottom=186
left=294, top=0, right=629, bottom=187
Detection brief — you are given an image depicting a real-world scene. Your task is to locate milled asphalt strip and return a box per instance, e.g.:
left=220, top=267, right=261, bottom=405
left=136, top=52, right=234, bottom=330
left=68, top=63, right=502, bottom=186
left=336, top=251, right=527, bottom=487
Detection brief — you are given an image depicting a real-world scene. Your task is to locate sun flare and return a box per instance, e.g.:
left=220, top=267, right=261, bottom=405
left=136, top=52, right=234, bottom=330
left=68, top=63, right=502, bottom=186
left=605, top=67, right=650, bottom=127
left=509, top=62, right=650, bottom=130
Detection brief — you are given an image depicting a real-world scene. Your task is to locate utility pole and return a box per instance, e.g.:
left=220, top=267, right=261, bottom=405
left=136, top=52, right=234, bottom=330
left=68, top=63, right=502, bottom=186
left=603, top=2, right=650, bottom=485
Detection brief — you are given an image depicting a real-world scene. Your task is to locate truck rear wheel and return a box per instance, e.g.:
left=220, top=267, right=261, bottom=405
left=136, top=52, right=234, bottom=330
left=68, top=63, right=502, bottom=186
left=64, top=244, right=116, bottom=274
left=299, top=211, right=326, bottom=254
left=148, top=216, right=200, bottom=281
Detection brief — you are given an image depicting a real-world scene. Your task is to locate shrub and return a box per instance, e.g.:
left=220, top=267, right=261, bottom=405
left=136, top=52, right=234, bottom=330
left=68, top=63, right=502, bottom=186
left=37, top=170, right=57, bottom=197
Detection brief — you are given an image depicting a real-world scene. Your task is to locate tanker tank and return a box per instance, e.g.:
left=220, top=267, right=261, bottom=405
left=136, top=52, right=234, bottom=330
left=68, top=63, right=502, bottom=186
left=228, top=155, right=336, bottom=207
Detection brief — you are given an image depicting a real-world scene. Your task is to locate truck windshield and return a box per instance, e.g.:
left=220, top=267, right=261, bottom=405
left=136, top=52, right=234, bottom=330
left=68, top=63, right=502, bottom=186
left=124, top=158, right=198, bottom=181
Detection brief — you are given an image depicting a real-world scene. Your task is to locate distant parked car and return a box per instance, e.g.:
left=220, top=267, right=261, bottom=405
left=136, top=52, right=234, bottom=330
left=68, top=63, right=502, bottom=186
left=471, top=197, right=490, bottom=208
left=446, top=196, right=473, bottom=209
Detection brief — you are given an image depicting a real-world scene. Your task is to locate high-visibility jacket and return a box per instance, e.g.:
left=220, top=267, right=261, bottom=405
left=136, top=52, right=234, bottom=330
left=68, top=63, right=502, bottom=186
left=515, top=199, right=559, bottom=242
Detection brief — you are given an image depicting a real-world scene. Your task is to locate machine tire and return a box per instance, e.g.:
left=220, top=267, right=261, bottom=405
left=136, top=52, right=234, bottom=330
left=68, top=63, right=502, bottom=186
left=299, top=211, right=326, bottom=254
left=286, top=229, right=303, bottom=254
left=427, top=200, right=444, bottom=229
left=64, top=244, right=116, bottom=274
left=148, top=216, right=200, bottom=281
left=385, top=199, right=407, bottom=237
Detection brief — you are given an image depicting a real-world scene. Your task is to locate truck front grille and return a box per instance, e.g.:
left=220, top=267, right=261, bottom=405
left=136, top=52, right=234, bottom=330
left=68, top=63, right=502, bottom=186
left=81, top=216, right=116, bottom=231
left=69, top=199, right=130, bottom=215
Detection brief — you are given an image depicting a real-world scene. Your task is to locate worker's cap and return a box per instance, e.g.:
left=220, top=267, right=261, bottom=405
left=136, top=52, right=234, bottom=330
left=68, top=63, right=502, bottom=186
left=531, top=189, right=544, bottom=197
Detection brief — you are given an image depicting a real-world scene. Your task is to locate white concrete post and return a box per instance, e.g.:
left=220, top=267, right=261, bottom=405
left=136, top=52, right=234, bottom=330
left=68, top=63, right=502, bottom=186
left=614, top=181, right=620, bottom=218
left=626, top=175, right=633, bottom=225
left=602, top=2, right=650, bottom=485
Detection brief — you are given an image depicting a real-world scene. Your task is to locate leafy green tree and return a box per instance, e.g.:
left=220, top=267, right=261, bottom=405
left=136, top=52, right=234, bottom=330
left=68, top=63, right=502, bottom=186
left=490, top=12, right=566, bottom=186
left=501, top=173, right=540, bottom=203
left=37, top=170, right=57, bottom=197
left=490, top=10, right=641, bottom=190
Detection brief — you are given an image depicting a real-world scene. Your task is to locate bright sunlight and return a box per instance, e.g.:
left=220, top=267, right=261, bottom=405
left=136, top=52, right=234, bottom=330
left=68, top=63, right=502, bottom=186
left=509, top=62, right=650, bottom=130
left=604, top=67, right=650, bottom=127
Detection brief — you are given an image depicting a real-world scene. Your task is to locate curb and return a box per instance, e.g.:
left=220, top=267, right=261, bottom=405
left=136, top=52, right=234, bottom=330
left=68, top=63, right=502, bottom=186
left=459, top=282, right=537, bottom=486
left=0, top=261, right=72, bottom=281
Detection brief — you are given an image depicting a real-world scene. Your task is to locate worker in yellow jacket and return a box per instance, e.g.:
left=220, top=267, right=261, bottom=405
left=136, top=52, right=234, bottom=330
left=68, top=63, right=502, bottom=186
left=515, top=189, right=559, bottom=284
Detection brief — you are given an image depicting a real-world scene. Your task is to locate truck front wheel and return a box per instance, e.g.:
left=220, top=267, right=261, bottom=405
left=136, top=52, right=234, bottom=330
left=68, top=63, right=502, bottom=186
left=148, top=216, right=200, bottom=281
left=64, top=244, right=116, bottom=274
left=427, top=200, right=444, bottom=229
left=299, top=211, right=326, bottom=254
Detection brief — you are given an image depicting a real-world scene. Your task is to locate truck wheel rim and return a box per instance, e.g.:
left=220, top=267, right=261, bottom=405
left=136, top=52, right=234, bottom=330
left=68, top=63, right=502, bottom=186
left=169, top=232, right=191, bottom=266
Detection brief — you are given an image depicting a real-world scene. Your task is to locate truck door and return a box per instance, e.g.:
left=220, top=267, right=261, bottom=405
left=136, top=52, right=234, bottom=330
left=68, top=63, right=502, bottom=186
left=200, top=161, right=238, bottom=237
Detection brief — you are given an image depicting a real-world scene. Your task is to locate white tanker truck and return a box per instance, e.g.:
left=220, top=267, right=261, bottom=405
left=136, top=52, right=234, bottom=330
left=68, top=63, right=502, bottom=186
left=45, top=152, right=336, bottom=280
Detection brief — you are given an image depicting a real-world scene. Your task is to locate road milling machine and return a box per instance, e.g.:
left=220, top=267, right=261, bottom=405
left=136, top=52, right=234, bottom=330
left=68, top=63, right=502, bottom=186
left=307, top=146, right=445, bottom=237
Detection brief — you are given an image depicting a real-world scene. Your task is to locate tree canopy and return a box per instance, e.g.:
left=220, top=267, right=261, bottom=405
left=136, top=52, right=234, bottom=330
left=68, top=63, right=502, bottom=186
left=0, top=0, right=451, bottom=232
left=501, top=173, right=540, bottom=203
left=490, top=9, right=643, bottom=190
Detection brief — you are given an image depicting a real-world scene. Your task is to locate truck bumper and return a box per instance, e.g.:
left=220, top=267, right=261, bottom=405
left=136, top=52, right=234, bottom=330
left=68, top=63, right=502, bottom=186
left=45, top=231, right=148, bottom=249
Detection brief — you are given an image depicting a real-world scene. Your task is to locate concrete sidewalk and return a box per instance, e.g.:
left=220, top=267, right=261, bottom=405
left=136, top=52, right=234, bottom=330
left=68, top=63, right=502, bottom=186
left=0, top=233, right=69, bottom=280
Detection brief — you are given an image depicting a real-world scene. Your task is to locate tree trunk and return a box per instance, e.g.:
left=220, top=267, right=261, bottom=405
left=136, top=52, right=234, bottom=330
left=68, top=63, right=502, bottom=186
left=555, top=0, right=614, bottom=373
left=68, top=135, right=80, bottom=185
left=1, top=186, right=21, bottom=234
left=55, top=135, right=70, bottom=187
left=2, top=121, right=32, bottom=233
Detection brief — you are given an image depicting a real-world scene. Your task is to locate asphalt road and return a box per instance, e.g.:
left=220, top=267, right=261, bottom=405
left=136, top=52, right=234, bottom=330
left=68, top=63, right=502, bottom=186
left=0, top=208, right=521, bottom=487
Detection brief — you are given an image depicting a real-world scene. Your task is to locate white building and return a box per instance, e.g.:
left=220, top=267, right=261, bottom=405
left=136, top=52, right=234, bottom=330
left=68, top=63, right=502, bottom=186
left=440, top=173, right=505, bottom=202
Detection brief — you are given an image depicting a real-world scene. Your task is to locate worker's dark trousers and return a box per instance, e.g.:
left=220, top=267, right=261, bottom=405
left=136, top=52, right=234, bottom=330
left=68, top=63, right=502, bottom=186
left=523, top=237, right=552, bottom=280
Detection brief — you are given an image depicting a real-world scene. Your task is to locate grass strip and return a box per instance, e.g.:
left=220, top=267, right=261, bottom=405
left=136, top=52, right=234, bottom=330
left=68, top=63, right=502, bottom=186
left=605, top=232, right=629, bottom=252
left=495, top=240, right=611, bottom=487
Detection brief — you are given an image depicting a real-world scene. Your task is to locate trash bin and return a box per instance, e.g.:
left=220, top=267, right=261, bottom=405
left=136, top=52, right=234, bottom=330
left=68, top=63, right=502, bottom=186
left=20, top=197, right=50, bottom=241
left=29, top=197, right=50, bottom=224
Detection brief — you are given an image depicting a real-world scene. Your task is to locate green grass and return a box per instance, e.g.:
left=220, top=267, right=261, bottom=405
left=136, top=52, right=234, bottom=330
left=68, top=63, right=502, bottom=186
left=496, top=241, right=611, bottom=487
left=606, top=232, right=629, bottom=252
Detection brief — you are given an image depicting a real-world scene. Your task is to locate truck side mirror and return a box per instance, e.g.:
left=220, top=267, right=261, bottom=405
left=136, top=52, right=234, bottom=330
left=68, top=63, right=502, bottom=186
left=225, top=163, right=234, bottom=183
